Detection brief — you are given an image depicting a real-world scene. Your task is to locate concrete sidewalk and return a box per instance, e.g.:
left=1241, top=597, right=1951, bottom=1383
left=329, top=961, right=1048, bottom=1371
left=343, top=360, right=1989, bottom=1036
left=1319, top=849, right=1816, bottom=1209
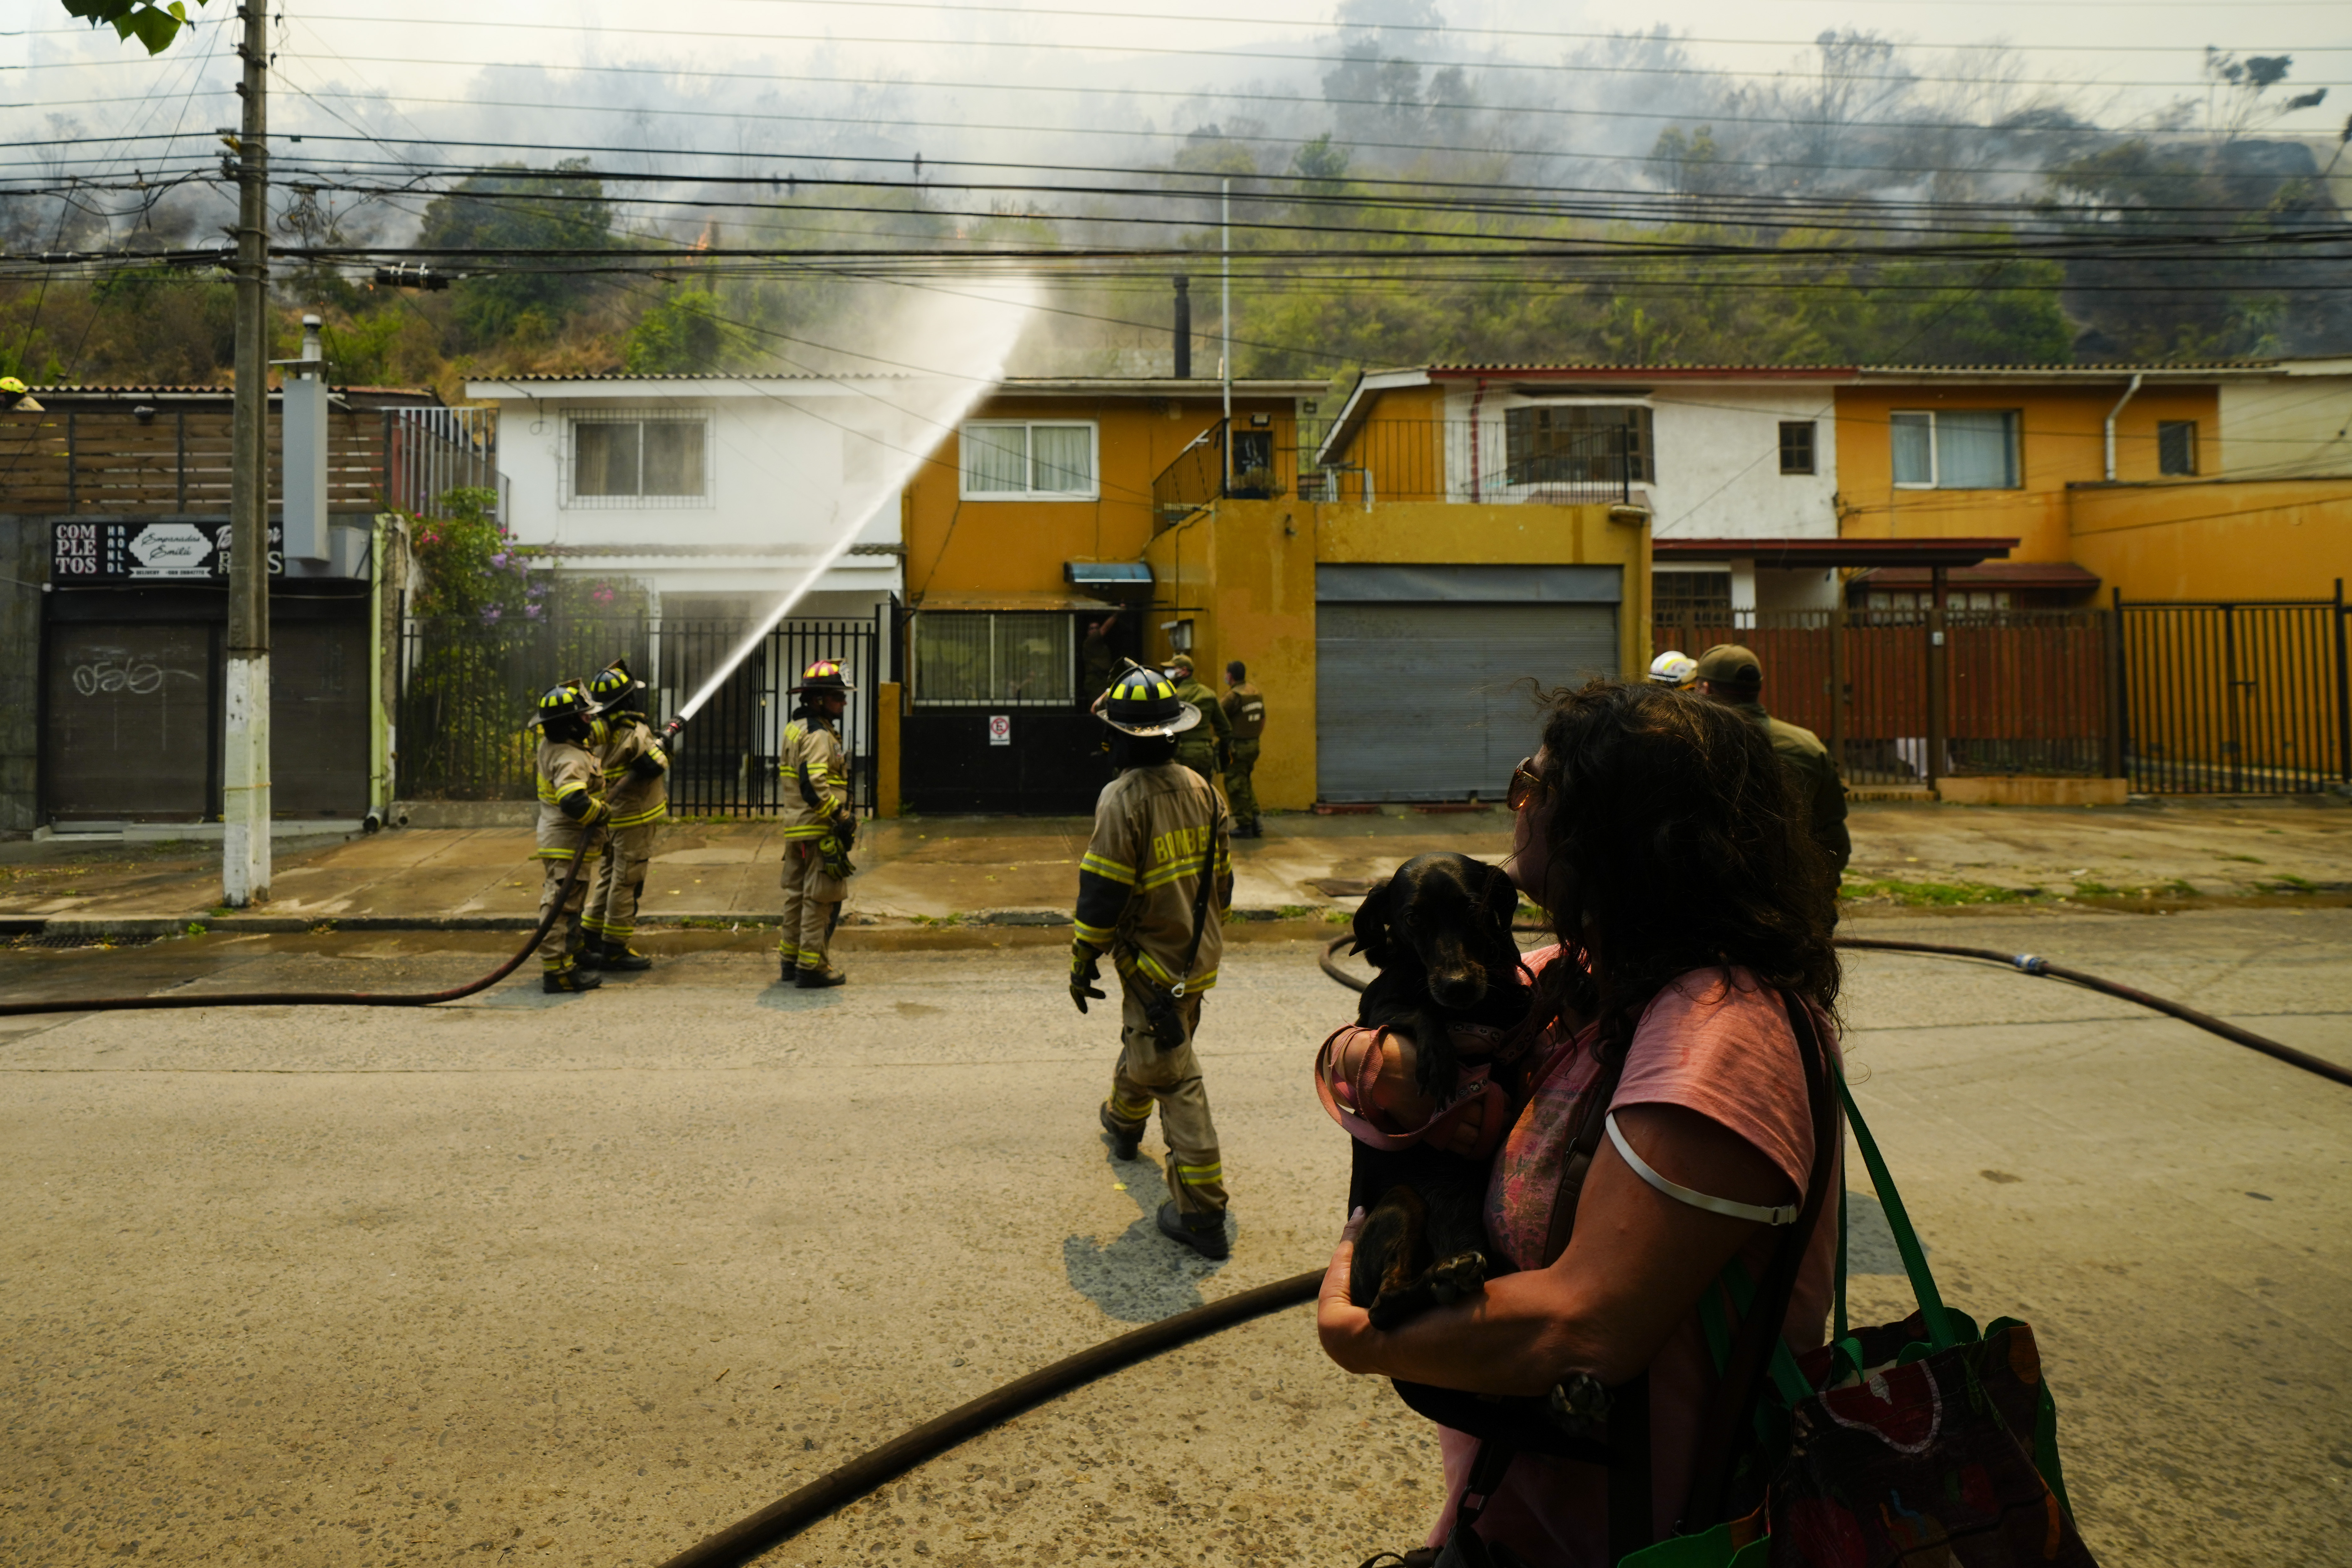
left=3, top=796, right=2348, bottom=935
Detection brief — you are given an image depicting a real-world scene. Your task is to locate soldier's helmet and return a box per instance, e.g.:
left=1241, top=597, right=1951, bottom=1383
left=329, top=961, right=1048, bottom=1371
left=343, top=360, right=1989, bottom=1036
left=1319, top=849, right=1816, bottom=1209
left=586, top=660, right=646, bottom=714
left=788, top=659, right=856, bottom=695
left=1099, top=667, right=1202, bottom=738
left=1646, top=650, right=1698, bottom=688
left=536, top=682, right=597, bottom=734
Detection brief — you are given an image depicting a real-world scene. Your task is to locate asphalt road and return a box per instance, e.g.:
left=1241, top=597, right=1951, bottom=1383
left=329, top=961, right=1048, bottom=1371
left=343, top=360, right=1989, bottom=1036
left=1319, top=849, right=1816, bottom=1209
left=2, top=907, right=2347, bottom=1567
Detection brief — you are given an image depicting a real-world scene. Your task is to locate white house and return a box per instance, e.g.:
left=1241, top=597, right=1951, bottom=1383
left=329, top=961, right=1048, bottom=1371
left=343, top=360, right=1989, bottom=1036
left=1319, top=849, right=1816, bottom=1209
left=463, top=373, right=923, bottom=621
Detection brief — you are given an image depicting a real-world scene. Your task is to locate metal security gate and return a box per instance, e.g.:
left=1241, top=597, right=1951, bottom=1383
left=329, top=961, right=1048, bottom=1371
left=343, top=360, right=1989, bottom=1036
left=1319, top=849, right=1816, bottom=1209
left=396, top=611, right=885, bottom=812
left=42, top=621, right=219, bottom=821
left=2119, top=591, right=2351, bottom=794
left=1317, top=569, right=1620, bottom=802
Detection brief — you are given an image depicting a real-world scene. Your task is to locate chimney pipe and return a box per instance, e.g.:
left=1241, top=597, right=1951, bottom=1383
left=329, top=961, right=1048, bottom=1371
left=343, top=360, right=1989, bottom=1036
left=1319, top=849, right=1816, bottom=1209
left=1172, top=276, right=1191, bottom=379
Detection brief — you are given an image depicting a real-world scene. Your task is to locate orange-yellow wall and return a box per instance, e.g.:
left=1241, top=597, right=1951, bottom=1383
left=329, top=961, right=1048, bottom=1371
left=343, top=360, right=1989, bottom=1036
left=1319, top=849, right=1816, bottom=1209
left=2070, top=480, right=2352, bottom=600
left=1833, top=384, right=2221, bottom=563
left=902, top=393, right=1302, bottom=599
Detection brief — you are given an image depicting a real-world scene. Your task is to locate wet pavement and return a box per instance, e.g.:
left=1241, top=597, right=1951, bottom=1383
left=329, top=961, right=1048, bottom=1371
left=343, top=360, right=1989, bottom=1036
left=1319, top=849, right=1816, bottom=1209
left=1, top=907, right=2347, bottom=1566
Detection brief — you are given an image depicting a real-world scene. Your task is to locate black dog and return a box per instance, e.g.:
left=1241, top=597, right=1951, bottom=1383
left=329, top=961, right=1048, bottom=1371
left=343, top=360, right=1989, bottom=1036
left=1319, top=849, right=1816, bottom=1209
left=1343, top=852, right=1531, bottom=1328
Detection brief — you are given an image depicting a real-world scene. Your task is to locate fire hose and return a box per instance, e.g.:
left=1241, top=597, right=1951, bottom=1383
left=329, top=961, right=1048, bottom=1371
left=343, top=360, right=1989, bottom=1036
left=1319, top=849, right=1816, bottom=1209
left=1318, top=932, right=2352, bottom=1089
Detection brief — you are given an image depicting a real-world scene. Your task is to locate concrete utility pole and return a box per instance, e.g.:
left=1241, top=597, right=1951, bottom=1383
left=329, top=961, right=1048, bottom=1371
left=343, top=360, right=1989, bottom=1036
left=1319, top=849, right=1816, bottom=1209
left=223, top=0, right=271, bottom=905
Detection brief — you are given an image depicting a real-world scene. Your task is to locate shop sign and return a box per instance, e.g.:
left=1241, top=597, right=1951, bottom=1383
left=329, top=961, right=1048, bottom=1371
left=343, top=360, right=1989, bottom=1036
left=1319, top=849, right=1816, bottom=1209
left=51, top=517, right=284, bottom=583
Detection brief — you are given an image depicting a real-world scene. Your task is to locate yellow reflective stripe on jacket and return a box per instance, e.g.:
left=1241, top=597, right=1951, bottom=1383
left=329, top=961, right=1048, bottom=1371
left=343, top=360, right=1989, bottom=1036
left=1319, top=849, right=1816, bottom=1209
left=609, top=802, right=668, bottom=829
left=1079, top=852, right=1135, bottom=884
left=531, top=845, right=603, bottom=861
left=1120, top=948, right=1217, bottom=992
left=780, top=824, right=831, bottom=841
left=1073, top=918, right=1117, bottom=947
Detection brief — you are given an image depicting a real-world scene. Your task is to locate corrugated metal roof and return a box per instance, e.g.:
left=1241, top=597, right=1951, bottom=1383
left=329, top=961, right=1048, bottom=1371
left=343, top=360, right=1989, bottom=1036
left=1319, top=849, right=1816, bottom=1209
left=1418, top=360, right=2285, bottom=375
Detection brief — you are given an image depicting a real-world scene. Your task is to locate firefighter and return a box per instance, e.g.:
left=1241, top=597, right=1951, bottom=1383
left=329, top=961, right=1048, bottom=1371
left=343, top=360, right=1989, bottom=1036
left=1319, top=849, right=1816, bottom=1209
left=1163, top=652, right=1231, bottom=794
left=778, top=660, right=857, bottom=988
left=1081, top=610, right=1122, bottom=702
left=1071, top=666, right=1235, bottom=1260
left=1693, top=643, right=1852, bottom=875
left=1220, top=659, right=1266, bottom=838
left=579, top=660, right=668, bottom=973
left=532, top=682, right=611, bottom=994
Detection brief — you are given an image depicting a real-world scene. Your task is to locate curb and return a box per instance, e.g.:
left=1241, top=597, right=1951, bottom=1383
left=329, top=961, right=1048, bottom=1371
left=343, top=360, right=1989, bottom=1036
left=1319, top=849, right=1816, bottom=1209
left=4, top=906, right=1342, bottom=940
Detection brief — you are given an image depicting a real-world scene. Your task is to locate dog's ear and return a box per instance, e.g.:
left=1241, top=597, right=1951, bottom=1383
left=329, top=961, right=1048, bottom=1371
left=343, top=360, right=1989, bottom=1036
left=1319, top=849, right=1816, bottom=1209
left=1480, top=863, right=1520, bottom=934
left=1349, top=874, right=1396, bottom=964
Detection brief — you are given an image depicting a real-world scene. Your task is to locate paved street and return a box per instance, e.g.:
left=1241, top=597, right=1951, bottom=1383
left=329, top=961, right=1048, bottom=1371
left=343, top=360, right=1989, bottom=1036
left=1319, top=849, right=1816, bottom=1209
left=2, top=905, right=2347, bottom=1567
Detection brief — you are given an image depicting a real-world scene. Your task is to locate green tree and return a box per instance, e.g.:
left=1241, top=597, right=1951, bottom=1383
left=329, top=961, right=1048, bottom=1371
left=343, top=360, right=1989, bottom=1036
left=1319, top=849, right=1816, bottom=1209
left=416, top=162, right=616, bottom=351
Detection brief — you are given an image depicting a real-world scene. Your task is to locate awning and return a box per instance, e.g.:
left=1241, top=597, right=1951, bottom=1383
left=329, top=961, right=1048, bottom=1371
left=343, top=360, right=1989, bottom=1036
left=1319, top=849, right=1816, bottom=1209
left=1064, top=561, right=1153, bottom=588
left=1853, top=562, right=2101, bottom=593
left=913, top=591, right=1123, bottom=612
left=1653, top=536, right=2018, bottom=569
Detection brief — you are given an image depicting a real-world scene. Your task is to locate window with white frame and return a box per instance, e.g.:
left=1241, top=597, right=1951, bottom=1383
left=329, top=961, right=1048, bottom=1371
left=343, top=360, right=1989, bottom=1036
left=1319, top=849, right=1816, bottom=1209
left=564, top=409, right=710, bottom=506
left=913, top=612, right=1075, bottom=706
left=1889, top=410, right=2020, bottom=490
left=959, top=421, right=1098, bottom=499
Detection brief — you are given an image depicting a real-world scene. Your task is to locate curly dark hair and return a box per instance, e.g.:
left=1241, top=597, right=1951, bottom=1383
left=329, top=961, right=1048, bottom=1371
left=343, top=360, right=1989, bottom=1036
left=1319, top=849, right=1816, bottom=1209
left=1519, top=679, right=1840, bottom=1058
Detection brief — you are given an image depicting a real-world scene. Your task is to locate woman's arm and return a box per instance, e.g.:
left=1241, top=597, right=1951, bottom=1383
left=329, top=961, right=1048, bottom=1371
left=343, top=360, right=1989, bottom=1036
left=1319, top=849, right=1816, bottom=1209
left=1317, top=1103, right=1799, bottom=1392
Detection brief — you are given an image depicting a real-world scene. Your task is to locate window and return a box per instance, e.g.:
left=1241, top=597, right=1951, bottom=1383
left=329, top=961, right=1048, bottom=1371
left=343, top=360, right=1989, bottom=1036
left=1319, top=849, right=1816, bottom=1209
left=1778, top=421, right=1816, bottom=475
left=1503, top=405, right=1654, bottom=486
left=1652, top=569, right=1733, bottom=629
left=913, top=612, right=1074, bottom=706
left=566, top=411, right=709, bottom=505
left=959, top=421, right=1098, bottom=499
left=2158, top=420, right=2198, bottom=476
left=1889, top=410, right=2019, bottom=490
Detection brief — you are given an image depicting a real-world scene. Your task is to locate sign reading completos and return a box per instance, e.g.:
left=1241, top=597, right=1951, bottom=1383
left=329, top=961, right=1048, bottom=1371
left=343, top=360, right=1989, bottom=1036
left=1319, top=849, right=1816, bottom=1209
left=51, top=518, right=284, bottom=583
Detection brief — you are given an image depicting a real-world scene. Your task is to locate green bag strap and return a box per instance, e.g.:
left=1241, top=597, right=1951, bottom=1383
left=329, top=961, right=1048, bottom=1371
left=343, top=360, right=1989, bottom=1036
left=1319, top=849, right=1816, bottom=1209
left=1833, top=1188, right=1849, bottom=1344
left=1835, top=1072, right=1959, bottom=1353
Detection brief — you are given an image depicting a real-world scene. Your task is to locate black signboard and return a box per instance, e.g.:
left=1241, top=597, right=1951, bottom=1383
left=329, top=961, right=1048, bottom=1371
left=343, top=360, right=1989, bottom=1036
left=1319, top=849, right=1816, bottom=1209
left=51, top=517, right=284, bottom=584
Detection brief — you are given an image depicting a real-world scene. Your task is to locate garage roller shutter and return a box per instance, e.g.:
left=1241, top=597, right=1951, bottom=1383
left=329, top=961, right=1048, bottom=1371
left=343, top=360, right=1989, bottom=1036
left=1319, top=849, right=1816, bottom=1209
left=1317, top=603, right=1618, bottom=803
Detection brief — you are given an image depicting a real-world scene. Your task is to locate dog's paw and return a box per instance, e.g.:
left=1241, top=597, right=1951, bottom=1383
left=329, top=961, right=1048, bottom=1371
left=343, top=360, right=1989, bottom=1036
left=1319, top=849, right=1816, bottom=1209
left=1425, top=1250, right=1487, bottom=1306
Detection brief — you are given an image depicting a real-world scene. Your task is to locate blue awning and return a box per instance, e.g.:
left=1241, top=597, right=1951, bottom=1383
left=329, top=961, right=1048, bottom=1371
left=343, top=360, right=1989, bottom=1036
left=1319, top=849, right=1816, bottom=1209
left=1065, top=561, right=1154, bottom=587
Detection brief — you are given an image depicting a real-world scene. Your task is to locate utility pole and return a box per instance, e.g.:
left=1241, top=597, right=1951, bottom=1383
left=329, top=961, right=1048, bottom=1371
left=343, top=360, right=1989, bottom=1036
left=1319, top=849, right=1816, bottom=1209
left=1220, top=176, right=1232, bottom=491
left=223, top=0, right=271, bottom=905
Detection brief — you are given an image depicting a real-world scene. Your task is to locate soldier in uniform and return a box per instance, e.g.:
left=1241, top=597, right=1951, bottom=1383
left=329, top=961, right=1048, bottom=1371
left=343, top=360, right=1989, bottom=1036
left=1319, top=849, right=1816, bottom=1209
left=778, top=660, right=857, bottom=989
left=1220, top=659, right=1266, bottom=838
left=1070, top=667, right=1236, bottom=1259
left=1163, top=652, right=1231, bottom=795
left=532, top=682, right=612, bottom=994
left=1693, top=643, right=1852, bottom=875
left=579, top=660, right=668, bottom=973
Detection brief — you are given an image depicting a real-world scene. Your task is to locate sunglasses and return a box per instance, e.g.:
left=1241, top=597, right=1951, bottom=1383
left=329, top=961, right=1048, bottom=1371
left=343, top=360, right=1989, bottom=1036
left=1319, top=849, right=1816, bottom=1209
left=1507, top=757, right=1550, bottom=812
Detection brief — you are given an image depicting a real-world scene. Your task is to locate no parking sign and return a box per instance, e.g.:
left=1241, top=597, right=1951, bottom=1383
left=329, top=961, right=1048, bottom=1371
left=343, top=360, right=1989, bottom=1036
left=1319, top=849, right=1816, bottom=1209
left=987, top=714, right=1011, bottom=746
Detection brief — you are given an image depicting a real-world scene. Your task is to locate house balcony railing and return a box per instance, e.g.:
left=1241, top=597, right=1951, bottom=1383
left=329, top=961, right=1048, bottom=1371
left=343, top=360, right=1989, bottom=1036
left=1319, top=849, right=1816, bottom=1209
left=1150, top=417, right=1303, bottom=530
left=1314, top=418, right=1642, bottom=508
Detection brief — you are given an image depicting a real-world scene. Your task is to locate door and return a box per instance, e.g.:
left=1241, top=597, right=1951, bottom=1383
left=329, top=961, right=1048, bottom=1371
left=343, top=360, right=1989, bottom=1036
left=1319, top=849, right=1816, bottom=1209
left=1317, top=602, right=1618, bottom=802
left=44, top=621, right=217, bottom=822
left=270, top=617, right=371, bottom=817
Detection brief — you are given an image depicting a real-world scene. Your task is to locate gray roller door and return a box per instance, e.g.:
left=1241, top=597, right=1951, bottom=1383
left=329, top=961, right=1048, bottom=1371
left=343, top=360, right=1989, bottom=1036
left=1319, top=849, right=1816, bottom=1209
left=1316, top=566, right=1619, bottom=803
left=270, top=618, right=370, bottom=818
left=44, top=622, right=217, bottom=822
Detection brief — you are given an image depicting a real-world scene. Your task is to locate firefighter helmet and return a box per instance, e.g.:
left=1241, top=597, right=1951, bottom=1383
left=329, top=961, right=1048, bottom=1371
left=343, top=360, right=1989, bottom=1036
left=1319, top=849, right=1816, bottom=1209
left=536, top=682, right=597, bottom=737
left=1646, top=650, right=1697, bottom=688
left=586, top=659, right=646, bottom=714
left=788, top=659, right=855, bottom=695
left=1098, top=666, right=1202, bottom=738
left=1, top=376, right=44, bottom=413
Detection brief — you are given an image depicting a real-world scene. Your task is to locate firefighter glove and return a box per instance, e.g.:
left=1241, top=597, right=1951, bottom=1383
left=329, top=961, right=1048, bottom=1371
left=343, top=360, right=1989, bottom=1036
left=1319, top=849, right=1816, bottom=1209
left=1069, top=939, right=1107, bottom=1014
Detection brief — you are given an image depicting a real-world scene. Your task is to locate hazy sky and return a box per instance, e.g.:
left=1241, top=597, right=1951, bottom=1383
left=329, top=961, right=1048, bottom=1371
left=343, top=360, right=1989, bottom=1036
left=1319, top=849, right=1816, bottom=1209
left=7, top=0, right=2345, bottom=176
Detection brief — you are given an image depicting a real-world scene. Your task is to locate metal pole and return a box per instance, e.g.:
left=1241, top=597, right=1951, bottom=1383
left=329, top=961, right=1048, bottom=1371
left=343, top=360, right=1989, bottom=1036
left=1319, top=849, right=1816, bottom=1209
left=2334, top=577, right=2349, bottom=783
left=223, top=0, right=272, bottom=906
left=1925, top=564, right=1947, bottom=794
left=1220, top=177, right=1232, bottom=493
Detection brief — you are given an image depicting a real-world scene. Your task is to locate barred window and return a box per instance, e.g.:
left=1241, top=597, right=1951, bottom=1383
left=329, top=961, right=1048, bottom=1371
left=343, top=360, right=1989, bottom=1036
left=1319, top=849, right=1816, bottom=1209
left=564, top=410, right=710, bottom=506
left=913, top=612, right=1074, bottom=706
left=2157, top=420, right=2198, bottom=476
left=1503, top=405, right=1654, bottom=486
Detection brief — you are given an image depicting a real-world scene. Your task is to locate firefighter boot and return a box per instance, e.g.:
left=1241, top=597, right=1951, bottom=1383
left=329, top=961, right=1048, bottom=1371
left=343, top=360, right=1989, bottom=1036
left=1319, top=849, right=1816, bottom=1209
left=1099, top=1100, right=1147, bottom=1162
left=1157, top=1200, right=1230, bottom=1261
left=796, top=964, right=847, bottom=989
left=542, top=964, right=604, bottom=995
left=593, top=937, right=653, bottom=973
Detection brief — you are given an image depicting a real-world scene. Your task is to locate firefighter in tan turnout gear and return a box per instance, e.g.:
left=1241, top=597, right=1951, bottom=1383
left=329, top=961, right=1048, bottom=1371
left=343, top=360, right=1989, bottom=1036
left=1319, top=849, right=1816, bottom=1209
left=778, top=660, right=857, bottom=988
left=532, top=682, right=611, bottom=994
left=580, top=659, right=668, bottom=973
left=1070, top=665, right=1236, bottom=1259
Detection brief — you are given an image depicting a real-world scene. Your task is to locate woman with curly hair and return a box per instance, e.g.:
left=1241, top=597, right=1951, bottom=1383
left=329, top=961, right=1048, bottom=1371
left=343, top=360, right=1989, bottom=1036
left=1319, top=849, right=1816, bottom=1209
left=1317, top=679, right=1845, bottom=1565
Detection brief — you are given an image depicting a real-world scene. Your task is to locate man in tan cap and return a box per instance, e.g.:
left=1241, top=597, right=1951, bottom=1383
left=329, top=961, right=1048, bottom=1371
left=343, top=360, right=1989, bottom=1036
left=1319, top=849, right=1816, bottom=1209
left=1693, top=643, right=1850, bottom=875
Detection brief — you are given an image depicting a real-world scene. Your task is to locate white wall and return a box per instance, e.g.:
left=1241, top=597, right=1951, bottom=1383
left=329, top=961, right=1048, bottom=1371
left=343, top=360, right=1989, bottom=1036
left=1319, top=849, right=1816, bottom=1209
left=469, top=378, right=908, bottom=611
left=1440, top=383, right=1841, bottom=540
left=2219, top=368, right=2352, bottom=479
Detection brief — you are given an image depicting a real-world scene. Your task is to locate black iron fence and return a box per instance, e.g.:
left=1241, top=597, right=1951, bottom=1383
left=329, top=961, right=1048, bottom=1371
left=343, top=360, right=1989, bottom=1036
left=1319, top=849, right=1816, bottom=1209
left=396, top=611, right=886, bottom=811
left=2116, top=588, right=2350, bottom=794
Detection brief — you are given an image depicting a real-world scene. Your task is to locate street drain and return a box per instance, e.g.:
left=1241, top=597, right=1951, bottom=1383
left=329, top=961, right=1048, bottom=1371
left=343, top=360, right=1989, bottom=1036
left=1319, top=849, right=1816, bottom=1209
left=14, top=933, right=163, bottom=950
